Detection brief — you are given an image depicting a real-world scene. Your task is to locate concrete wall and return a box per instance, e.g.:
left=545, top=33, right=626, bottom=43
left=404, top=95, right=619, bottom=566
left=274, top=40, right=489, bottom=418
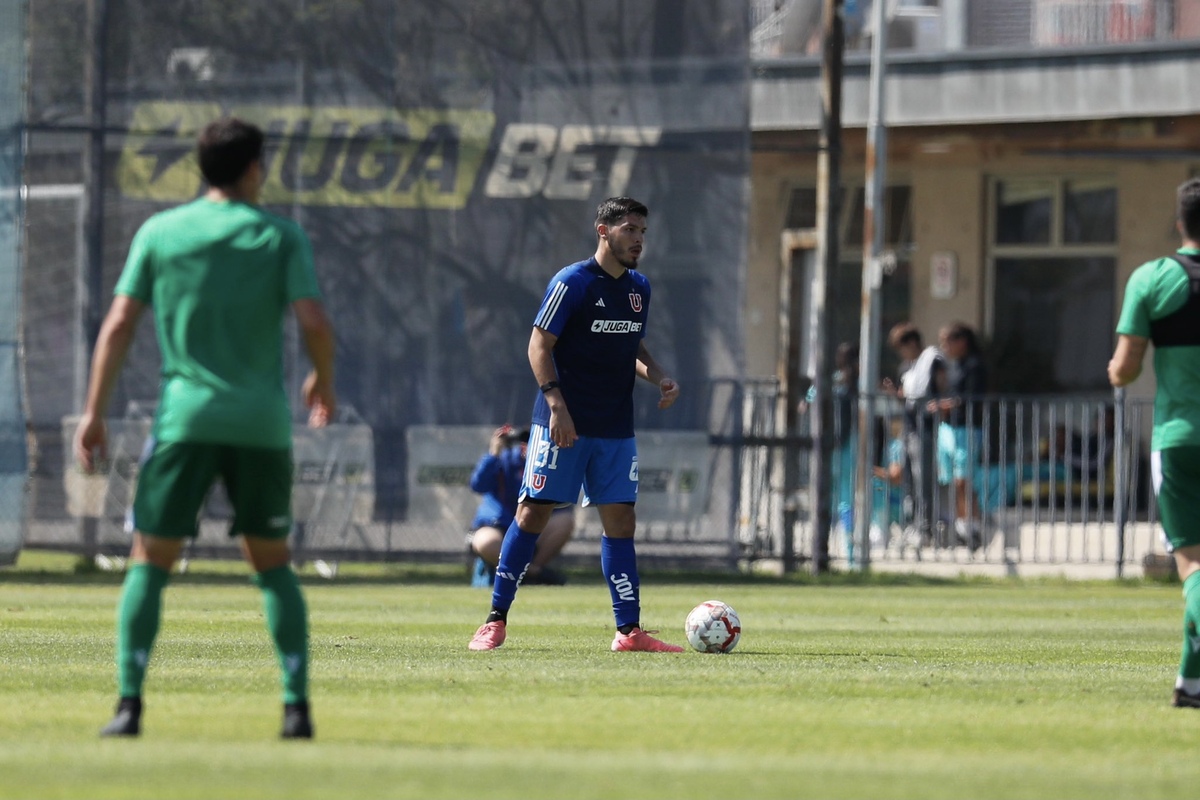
left=910, top=163, right=984, bottom=337
left=745, top=150, right=808, bottom=379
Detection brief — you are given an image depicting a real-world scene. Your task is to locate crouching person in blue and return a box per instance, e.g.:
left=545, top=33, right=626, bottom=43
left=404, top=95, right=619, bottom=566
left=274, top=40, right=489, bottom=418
left=468, top=424, right=575, bottom=586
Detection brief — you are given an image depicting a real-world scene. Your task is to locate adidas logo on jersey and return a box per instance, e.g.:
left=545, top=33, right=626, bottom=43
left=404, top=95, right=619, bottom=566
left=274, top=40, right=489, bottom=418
left=595, top=298, right=606, bottom=307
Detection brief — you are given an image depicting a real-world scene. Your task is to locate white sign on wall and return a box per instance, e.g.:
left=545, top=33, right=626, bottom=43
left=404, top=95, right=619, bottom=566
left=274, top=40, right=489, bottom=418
left=930, top=251, right=958, bottom=300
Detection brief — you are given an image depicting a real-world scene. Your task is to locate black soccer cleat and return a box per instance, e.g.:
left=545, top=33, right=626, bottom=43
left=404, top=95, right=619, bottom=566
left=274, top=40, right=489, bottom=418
left=524, top=566, right=568, bottom=586
left=282, top=701, right=314, bottom=739
left=1173, top=689, right=1200, bottom=708
left=100, top=697, right=142, bottom=737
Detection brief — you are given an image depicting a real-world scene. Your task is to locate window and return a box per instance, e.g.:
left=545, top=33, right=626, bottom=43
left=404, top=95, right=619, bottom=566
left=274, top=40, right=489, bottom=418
left=988, top=176, right=1118, bottom=393
left=995, top=179, right=1053, bottom=245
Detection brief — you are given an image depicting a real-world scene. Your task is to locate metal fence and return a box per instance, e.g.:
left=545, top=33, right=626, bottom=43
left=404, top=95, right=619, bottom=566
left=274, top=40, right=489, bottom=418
left=730, top=386, right=1164, bottom=578
left=751, top=0, right=1193, bottom=58
left=16, top=380, right=1168, bottom=580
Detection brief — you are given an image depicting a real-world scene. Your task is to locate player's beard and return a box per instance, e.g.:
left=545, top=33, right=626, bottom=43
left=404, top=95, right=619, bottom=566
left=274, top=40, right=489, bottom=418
left=615, top=244, right=640, bottom=270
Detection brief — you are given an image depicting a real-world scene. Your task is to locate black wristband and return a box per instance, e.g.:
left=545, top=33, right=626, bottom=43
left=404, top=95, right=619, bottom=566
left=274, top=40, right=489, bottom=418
left=539, top=380, right=561, bottom=394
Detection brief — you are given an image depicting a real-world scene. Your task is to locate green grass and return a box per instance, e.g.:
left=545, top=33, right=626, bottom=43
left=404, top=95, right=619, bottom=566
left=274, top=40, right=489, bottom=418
left=1, top=549, right=1197, bottom=799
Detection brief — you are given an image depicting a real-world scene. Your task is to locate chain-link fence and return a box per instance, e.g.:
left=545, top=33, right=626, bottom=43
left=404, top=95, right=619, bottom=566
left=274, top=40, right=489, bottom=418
left=17, top=0, right=753, bottom=566
left=0, top=1, right=27, bottom=565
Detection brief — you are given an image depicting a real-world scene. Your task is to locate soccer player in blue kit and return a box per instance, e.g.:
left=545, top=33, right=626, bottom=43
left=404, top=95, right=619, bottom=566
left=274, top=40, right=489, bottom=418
left=468, top=197, right=684, bottom=653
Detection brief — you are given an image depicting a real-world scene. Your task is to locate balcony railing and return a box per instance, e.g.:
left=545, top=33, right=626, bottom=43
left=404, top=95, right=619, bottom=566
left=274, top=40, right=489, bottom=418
left=1035, top=0, right=1162, bottom=44
left=751, top=0, right=1195, bottom=58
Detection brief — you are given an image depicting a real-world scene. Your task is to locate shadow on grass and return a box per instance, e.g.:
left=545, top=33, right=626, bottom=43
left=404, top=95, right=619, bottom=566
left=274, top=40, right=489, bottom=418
left=6, top=549, right=1157, bottom=590
left=1, top=549, right=975, bottom=589
left=0, top=556, right=474, bottom=588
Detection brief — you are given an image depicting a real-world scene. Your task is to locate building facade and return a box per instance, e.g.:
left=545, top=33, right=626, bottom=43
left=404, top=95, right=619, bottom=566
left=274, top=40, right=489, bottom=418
left=747, top=0, right=1200, bottom=400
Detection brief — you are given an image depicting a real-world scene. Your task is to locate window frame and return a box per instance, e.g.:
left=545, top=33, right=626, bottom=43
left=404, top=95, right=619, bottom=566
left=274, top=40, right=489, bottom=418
left=984, top=174, right=1119, bottom=393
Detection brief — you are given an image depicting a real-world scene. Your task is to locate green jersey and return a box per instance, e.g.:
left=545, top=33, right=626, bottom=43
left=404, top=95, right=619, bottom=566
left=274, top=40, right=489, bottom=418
left=115, top=198, right=320, bottom=448
left=1115, top=247, right=1200, bottom=451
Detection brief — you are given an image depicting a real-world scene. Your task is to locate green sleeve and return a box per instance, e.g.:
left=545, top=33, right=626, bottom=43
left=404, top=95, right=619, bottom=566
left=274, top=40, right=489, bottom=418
left=282, top=223, right=321, bottom=303
left=1117, top=257, right=1194, bottom=338
left=1115, top=263, right=1153, bottom=338
left=114, top=220, right=156, bottom=303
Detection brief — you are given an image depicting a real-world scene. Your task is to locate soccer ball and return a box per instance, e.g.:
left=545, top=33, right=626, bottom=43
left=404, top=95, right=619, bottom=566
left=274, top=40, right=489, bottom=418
left=684, top=600, right=741, bottom=653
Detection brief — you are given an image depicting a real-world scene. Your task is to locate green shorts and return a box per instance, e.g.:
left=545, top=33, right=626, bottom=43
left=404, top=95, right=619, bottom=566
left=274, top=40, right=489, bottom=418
left=131, top=439, right=293, bottom=539
left=1153, top=447, right=1200, bottom=551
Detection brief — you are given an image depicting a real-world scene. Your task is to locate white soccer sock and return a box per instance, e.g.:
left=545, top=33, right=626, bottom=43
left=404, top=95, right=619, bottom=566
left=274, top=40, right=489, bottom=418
left=1176, top=676, right=1200, bottom=694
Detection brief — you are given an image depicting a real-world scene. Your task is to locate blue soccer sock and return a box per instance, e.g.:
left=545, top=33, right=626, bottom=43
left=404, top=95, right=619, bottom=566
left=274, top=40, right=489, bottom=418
left=490, top=521, right=539, bottom=615
left=601, top=535, right=640, bottom=630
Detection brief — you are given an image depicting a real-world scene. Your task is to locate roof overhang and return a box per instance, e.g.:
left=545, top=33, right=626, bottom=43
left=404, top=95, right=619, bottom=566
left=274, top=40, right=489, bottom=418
left=752, top=41, right=1200, bottom=131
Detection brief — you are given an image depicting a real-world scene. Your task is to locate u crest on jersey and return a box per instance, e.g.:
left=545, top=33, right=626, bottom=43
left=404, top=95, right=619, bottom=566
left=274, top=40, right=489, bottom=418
left=629, top=293, right=642, bottom=312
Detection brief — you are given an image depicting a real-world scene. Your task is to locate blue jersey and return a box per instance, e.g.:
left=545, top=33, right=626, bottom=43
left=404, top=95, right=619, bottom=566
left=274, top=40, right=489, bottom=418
left=469, top=446, right=524, bottom=530
left=530, top=258, right=650, bottom=438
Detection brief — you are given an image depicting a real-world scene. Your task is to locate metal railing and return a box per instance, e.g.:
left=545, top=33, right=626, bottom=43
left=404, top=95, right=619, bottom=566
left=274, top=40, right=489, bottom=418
left=726, top=385, right=1163, bottom=577
left=17, top=379, right=1166, bottom=579
left=751, top=0, right=1189, bottom=57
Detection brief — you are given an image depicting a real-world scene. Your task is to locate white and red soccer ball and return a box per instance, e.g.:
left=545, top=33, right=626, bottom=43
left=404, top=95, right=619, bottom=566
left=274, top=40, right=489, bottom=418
left=684, top=600, right=741, bottom=654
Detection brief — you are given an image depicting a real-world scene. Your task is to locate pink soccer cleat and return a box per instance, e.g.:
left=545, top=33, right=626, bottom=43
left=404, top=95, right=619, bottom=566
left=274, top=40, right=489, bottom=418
left=468, top=621, right=507, bottom=651
left=611, top=627, right=684, bottom=653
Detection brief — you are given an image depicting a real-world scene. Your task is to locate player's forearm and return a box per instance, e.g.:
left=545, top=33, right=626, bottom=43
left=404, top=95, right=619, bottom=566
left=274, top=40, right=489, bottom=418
left=635, top=342, right=666, bottom=385
left=1108, top=361, right=1141, bottom=387
left=294, top=298, right=335, bottom=384
left=299, top=314, right=336, bottom=388
left=528, top=328, right=567, bottom=408
left=302, top=326, right=335, bottom=385
left=82, top=306, right=140, bottom=417
left=527, top=331, right=557, bottom=384
left=1108, top=334, right=1147, bottom=387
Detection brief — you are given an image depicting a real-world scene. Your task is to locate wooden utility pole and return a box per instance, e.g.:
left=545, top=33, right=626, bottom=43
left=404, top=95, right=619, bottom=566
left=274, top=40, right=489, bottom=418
left=854, top=0, right=890, bottom=571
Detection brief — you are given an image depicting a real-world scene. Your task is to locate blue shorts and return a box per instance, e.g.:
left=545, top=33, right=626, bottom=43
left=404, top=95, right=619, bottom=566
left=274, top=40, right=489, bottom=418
left=519, top=424, right=638, bottom=506
left=937, top=423, right=983, bottom=484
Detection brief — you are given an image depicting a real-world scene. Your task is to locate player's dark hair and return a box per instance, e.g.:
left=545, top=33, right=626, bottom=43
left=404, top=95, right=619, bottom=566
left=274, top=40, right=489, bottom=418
left=197, top=117, right=264, bottom=188
left=1177, top=178, right=1200, bottom=241
left=942, top=320, right=980, bottom=355
left=835, top=341, right=860, bottom=373
left=887, top=321, right=922, bottom=350
left=505, top=427, right=531, bottom=444
left=596, top=197, right=649, bottom=230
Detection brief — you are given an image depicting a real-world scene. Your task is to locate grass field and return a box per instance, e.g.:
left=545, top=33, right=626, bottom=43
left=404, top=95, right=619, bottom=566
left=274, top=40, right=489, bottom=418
left=2, top=550, right=1198, bottom=800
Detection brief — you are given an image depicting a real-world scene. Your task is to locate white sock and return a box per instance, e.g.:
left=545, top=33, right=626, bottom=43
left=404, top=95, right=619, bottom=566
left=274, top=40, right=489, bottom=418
left=1176, top=676, right=1200, bottom=694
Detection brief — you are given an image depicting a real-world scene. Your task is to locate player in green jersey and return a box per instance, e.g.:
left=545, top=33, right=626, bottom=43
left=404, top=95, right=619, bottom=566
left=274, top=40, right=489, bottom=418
left=73, top=117, right=337, bottom=738
left=1109, top=176, right=1200, bottom=708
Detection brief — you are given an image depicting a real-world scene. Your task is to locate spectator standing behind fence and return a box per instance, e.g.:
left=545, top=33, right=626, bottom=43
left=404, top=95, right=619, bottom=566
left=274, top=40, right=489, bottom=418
left=467, top=196, right=684, bottom=653
left=884, top=322, right=946, bottom=548
left=802, top=341, right=860, bottom=564
left=72, top=118, right=336, bottom=739
left=832, top=342, right=860, bottom=565
left=872, top=414, right=909, bottom=547
left=468, top=424, right=575, bottom=586
left=932, top=321, right=988, bottom=550
left=1109, top=176, right=1200, bottom=709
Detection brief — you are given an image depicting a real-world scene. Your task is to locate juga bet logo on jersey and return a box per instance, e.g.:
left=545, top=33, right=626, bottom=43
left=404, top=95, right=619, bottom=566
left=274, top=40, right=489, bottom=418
left=591, top=320, right=643, bottom=334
